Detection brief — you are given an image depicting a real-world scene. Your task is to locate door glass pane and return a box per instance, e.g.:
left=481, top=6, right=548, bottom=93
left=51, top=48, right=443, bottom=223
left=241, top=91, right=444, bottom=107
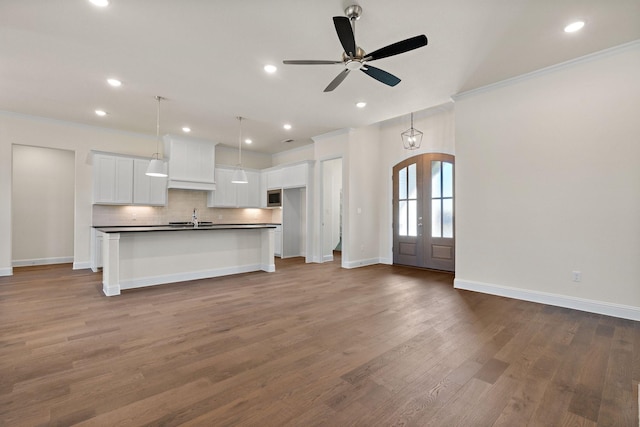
left=399, top=201, right=407, bottom=236
left=431, top=161, right=441, bottom=198
left=408, top=200, right=417, bottom=236
left=443, top=199, right=453, bottom=238
left=443, top=162, right=453, bottom=198
left=399, top=167, right=407, bottom=200
left=432, top=200, right=441, bottom=238
left=408, top=163, right=417, bottom=199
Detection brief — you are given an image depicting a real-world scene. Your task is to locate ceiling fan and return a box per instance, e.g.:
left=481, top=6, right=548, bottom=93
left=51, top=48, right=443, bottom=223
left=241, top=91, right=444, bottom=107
left=283, top=5, right=428, bottom=92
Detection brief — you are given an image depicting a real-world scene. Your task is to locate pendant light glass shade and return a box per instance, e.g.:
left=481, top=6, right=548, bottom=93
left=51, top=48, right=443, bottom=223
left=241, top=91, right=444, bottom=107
left=146, top=96, right=168, bottom=177
left=401, top=112, right=423, bottom=150
left=232, top=116, right=248, bottom=184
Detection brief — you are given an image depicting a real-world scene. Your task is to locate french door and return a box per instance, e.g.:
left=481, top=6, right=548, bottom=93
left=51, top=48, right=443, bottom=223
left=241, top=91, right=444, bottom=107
left=393, top=153, right=455, bottom=271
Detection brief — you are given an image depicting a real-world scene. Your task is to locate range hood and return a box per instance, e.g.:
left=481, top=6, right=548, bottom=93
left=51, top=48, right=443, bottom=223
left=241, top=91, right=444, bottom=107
left=163, top=134, right=218, bottom=191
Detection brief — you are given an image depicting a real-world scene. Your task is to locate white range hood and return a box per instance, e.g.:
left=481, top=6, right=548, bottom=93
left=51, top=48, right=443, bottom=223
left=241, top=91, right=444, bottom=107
left=163, top=134, right=218, bottom=191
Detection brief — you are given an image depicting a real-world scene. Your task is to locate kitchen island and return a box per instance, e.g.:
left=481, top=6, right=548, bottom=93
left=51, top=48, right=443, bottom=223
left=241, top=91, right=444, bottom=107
left=95, top=224, right=276, bottom=296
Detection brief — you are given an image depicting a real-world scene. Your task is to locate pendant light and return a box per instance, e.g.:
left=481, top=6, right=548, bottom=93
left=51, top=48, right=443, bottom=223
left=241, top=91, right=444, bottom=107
left=231, top=116, right=248, bottom=184
left=401, top=112, right=423, bottom=150
left=145, top=95, right=168, bottom=177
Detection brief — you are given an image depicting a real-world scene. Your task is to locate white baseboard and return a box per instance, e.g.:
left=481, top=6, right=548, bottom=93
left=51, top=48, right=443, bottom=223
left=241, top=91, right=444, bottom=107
left=73, top=261, right=91, bottom=270
left=261, top=263, right=276, bottom=273
left=12, top=257, right=73, bottom=267
left=343, top=258, right=380, bottom=269
left=379, top=257, right=393, bottom=265
left=323, top=254, right=334, bottom=262
left=0, top=267, right=13, bottom=276
left=118, top=264, right=265, bottom=291
left=454, top=278, right=640, bottom=321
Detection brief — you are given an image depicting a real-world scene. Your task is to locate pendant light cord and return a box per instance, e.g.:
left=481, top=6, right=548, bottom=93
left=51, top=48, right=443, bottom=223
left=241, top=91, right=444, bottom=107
left=237, top=116, right=243, bottom=166
left=155, top=96, right=164, bottom=159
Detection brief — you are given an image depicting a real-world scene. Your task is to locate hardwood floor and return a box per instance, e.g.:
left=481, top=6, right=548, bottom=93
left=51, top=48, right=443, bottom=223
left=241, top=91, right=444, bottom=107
left=0, top=259, right=638, bottom=426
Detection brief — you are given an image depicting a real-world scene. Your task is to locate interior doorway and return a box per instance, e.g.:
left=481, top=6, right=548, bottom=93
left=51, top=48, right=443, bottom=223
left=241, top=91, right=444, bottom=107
left=320, top=157, right=343, bottom=263
left=12, top=145, right=75, bottom=267
left=393, top=153, right=455, bottom=271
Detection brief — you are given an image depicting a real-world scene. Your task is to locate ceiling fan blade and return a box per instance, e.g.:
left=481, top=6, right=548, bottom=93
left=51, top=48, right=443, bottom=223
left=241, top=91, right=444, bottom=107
left=333, top=16, right=356, bottom=57
left=361, top=65, right=401, bottom=87
left=324, top=69, right=351, bottom=92
left=283, top=60, right=343, bottom=65
left=365, top=35, right=428, bottom=61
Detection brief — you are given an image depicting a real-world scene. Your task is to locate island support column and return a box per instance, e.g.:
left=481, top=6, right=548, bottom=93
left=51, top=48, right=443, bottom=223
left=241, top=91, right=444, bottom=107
left=261, top=228, right=275, bottom=272
left=102, top=232, right=121, bottom=296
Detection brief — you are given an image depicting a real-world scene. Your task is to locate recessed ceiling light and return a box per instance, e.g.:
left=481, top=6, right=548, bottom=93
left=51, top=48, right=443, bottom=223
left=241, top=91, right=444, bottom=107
left=264, top=64, right=277, bottom=74
left=89, top=0, right=109, bottom=7
left=107, top=78, right=121, bottom=87
left=182, top=127, right=191, bottom=133
left=564, top=21, right=585, bottom=33
left=95, top=109, right=107, bottom=116
left=283, top=124, right=292, bottom=130
left=245, top=139, right=252, bottom=144
left=356, top=101, right=367, bottom=108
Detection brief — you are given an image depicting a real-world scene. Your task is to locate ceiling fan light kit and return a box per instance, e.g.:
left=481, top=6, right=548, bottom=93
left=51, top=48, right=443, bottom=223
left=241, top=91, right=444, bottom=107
left=283, top=5, right=428, bottom=92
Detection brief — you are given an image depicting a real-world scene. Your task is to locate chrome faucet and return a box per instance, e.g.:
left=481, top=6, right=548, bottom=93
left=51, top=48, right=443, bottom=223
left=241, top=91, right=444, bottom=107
left=192, top=208, right=198, bottom=227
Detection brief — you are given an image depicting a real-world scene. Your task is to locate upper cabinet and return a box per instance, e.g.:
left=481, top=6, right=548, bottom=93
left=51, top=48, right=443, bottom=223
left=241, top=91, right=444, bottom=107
left=282, top=163, right=308, bottom=188
left=93, top=153, right=134, bottom=204
left=133, top=159, right=167, bottom=206
left=207, top=166, right=261, bottom=208
left=92, top=152, right=166, bottom=206
left=163, top=135, right=217, bottom=191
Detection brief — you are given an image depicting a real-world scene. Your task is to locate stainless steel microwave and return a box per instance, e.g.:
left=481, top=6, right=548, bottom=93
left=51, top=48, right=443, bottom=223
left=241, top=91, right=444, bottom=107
left=267, top=189, right=282, bottom=207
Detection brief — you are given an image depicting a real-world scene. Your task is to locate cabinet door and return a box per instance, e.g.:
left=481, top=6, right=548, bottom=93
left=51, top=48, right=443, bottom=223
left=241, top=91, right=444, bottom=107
left=237, top=171, right=260, bottom=207
left=210, top=168, right=236, bottom=207
left=133, top=159, right=167, bottom=205
left=282, top=163, right=308, bottom=188
left=93, top=154, right=133, bottom=204
left=266, top=169, right=282, bottom=189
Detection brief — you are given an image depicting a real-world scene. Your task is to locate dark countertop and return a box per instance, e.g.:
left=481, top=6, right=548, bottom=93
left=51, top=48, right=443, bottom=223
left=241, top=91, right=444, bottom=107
left=94, top=224, right=278, bottom=233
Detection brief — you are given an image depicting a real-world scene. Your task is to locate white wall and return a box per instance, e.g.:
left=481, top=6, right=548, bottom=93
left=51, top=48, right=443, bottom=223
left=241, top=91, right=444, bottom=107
left=0, top=112, right=159, bottom=274
left=215, top=145, right=272, bottom=169
left=12, top=145, right=75, bottom=265
left=454, top=42, right=640, bottom=319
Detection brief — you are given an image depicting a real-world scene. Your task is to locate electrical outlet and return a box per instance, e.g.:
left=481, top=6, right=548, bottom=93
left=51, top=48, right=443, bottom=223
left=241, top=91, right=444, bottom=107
left=572, top=270, right=582, bottom=282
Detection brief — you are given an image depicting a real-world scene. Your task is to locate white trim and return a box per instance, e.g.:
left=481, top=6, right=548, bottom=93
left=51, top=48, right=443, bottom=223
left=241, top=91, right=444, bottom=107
left=12, top=257, right=73, bottom=267
left=73, top=261, right=91, bottom=270
left=323, top=254, right=334, bottom=262
left=261, top=263, right=276, bottom=273
left=118, top=264, right=265, bottom=291
left=343, top=258, right=380, bottom=269
left=452, top=40, right=640, bottom=101
left=379, top=257, right=392, bottom=265
left=0, top=267, right=13, bottom=277
left=454, top=278, right=640, bottom=321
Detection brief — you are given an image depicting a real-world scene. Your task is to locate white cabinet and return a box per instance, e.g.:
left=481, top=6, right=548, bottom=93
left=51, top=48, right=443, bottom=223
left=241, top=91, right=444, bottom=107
left=164, top=135, right=217, bottom=191
left=266, top=169, right=282, bottom=190
left=133, top=159, right=167, bottom=205
left=282, top=163, right=308, bottom=188
left=93, top=154, right=134, bottom=204
left=207, top=167, right=261, bottom=208
left=93, top=153, right=167, bottom=206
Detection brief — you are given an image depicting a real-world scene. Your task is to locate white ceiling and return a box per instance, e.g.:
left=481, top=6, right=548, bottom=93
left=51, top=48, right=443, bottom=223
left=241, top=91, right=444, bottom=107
left=1, top=0, right=639, bottom=154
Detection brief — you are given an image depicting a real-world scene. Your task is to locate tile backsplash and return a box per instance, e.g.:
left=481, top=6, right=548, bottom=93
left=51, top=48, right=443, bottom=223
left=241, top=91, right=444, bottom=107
left=93, top=189, right=281, bottom=226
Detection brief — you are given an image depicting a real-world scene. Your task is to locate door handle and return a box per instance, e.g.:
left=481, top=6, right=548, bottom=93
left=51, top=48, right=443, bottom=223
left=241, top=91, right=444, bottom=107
left=418, top=223, right=422, bottom=227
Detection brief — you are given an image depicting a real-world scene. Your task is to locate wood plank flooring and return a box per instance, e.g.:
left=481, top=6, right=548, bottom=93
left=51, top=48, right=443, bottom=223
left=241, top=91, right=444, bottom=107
left=0, top=258, right=638, bottom=426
